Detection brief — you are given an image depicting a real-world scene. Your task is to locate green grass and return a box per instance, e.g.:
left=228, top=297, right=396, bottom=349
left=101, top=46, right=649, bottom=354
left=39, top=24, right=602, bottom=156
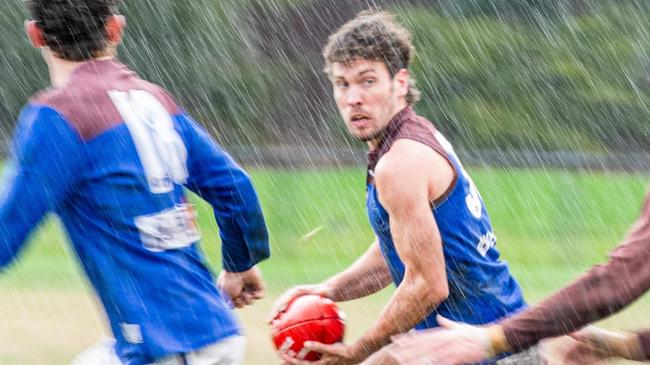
left=0, top=167, right=648, bottom=364
left=2, top=166, right=648, bottom=296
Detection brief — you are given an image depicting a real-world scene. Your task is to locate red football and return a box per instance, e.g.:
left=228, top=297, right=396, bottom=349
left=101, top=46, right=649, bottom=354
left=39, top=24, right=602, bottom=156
left=271, top=295, right=346, bottom=361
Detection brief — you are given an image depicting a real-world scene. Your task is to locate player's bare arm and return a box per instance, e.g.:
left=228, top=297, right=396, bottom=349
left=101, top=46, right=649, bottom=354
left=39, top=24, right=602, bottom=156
left=270, top=240, right=392, bottom=321
left=322, top=241, right=393, bottom=301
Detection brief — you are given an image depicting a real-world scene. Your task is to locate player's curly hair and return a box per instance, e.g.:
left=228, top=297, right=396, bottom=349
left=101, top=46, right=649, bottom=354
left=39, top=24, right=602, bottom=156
left=323, top=10, right=421, bottom=105
left=26, top=0, right=121, bottom=61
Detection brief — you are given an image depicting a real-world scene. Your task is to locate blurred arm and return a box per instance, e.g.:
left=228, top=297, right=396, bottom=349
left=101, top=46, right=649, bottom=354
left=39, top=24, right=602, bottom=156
left=498, top=191, right=650, bottom=354
left=0, top=106, right=84, bottom=268
left=570, top=326, right=647, bottom=361
left=178, top=114, right=270, bottom=272
left=637, top=330, right=650, bottom=360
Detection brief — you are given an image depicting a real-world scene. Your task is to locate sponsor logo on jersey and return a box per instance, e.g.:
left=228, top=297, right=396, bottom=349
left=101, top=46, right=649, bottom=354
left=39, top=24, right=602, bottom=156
left=134, top=204, right=200, bottom=252
left=120, top=323, right=143, bottom=344
left=476, top=231, right=497, bottom=257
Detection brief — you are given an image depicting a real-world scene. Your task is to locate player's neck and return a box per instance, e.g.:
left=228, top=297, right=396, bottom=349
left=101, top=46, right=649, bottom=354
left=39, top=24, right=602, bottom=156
left=45, top=50, right=114, bottom=88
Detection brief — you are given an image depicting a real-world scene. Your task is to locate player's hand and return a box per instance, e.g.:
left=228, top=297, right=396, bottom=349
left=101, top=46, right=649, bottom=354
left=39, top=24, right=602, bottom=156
left=387, top=315, right=496, bottom=365
left=559, top=326, right=644, bottom=364
left=281, top=341, right=368, bottom=365
left=268, top=284, right=333, bottom=322
left=217, top=266, right=265, bottom=309
left=549, top=336, right=609, bottom=365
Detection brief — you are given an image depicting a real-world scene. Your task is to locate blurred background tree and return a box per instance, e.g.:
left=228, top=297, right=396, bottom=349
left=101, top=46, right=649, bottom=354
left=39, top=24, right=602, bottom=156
left=1, top=0, right=648, bottom=154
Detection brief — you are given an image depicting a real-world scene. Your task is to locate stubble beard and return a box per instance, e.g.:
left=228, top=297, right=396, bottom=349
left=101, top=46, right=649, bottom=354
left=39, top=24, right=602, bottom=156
left=355, top=126, right=385, bottom=143
left=354, top=92, right=396, bottom=144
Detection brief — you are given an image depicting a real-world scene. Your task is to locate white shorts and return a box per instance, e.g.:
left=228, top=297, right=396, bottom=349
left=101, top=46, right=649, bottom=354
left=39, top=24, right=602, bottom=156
left=70, top=336, right=246, bottom=365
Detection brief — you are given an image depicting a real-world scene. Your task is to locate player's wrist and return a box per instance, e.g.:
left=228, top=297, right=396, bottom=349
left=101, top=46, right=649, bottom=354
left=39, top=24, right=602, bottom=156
left=487, top=324, right=511, bottom=356
left=577, top=326, right=644, bottom=360
left=616, top=332, right=644, bottom=360
left=351, top=337, right=382, bottom=362
left=319, top=281, right=338, bottom=301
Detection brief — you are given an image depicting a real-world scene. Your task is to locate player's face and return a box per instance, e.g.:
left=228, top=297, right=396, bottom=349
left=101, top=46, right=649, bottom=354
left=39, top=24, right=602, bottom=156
left=331, top=59, right=408, bottom=146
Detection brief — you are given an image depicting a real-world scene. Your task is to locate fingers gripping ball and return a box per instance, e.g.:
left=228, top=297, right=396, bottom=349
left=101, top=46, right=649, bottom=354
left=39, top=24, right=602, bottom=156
left=271, top=295, right=345, bottom=361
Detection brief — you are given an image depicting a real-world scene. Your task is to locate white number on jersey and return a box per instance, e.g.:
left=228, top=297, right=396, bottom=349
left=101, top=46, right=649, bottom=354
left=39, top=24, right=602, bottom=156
left=434, top=131, right=483, bottom=219
left=109, top=90, right=188, bottom=194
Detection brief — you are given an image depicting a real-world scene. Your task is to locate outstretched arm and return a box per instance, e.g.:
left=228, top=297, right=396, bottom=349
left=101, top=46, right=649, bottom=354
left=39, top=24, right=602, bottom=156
left=0, top=105, right=84, bottom=269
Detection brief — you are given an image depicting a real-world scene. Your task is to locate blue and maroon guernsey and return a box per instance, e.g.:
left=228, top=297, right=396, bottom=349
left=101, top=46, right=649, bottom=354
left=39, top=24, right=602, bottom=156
left=0, top=59, right=269, bottom=364
left=366, top=107, right=526, bottom=330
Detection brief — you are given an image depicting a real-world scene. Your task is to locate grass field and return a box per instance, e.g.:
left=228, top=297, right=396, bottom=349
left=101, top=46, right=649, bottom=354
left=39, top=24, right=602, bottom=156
left=0, top=166, right=648, bottom=364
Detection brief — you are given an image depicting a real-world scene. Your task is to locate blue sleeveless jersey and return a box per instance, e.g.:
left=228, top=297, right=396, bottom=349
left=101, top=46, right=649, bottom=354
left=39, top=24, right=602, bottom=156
left=366, top=108, right=526, bottom=330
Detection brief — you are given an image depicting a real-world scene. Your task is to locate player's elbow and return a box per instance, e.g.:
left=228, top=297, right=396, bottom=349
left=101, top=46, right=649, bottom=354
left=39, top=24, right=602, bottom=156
left=423, top=280, right=449, bottom=306
left=254, top=242, right=271, bottom=263
left=407, top=271, right=449, bottom=308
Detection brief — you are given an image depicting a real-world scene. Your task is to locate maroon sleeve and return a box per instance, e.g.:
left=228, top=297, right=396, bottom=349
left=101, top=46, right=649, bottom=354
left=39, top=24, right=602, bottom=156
left=501, top=191, right=650, bottom=352
left=638, top=330, right=650, bottom=360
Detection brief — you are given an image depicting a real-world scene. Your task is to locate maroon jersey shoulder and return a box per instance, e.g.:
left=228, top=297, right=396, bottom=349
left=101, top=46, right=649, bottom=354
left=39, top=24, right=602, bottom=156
left=30, top=60, right=181, bottom=140
left=368, top=107, right=450, bottom=174
left=396, top=113, right=448, bottom=158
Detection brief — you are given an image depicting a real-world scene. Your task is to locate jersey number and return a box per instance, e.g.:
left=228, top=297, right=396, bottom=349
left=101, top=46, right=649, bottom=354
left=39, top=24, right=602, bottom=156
left=109, top=90, right=188, bottom=194
left=434, top=131, right=483, bottom=219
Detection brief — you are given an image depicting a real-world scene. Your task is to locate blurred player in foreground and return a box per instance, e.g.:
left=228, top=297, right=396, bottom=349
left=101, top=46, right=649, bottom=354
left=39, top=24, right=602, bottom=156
left=373, top=190, right=650, bottom=365
left=271, top=10, right=540, bottom=365
left=0, top=1, right=270, bottom=364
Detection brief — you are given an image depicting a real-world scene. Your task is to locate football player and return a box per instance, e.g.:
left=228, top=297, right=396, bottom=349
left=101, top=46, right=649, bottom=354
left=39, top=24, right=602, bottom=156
left=1, top=1, right=270, bottom=364
left=271, top=10, right=538, bottom=365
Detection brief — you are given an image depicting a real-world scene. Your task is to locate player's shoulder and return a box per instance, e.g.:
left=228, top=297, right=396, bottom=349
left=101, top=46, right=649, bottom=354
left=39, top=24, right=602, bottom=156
left=26, top=85, right=105, bottom=140
left=377, top=139, right=441, bottom=174
left=12, top=102, right=82, bottom=155
left=375, top=138, right=455, bottom=200
left=374, top=140, right=431, bottom=186
left=19, top=91, right=67, bottom=127
left=29, top=87, right=69, bottom=113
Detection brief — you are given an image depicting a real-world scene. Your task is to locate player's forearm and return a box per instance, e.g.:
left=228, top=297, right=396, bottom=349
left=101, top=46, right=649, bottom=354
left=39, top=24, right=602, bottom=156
left=487, top=312, right=650, bottom=359
left=323, top=242, right=393, bottom=302
left=354, top=270, right=448, bottom=356
left=218, top=172, right=270, bottom=272
left=220, top=208, right=270, bottom=272
left=609, top=331, right=646, bottom=361
left=636, top=330, right=650, bottom=360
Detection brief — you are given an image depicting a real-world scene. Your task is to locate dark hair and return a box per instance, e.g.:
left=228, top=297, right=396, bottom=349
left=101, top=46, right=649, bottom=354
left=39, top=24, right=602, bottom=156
left=27, top=0, right=121, bottom=61
left=323, top=10, right=420, bottom=105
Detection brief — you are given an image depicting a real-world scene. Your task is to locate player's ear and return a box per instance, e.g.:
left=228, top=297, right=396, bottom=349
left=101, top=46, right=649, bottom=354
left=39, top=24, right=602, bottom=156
left=394, top=69, right=410, bottom=99
left=25, top=20, right=46, bottom=48
left=105, top=15, right=126, bottom=45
